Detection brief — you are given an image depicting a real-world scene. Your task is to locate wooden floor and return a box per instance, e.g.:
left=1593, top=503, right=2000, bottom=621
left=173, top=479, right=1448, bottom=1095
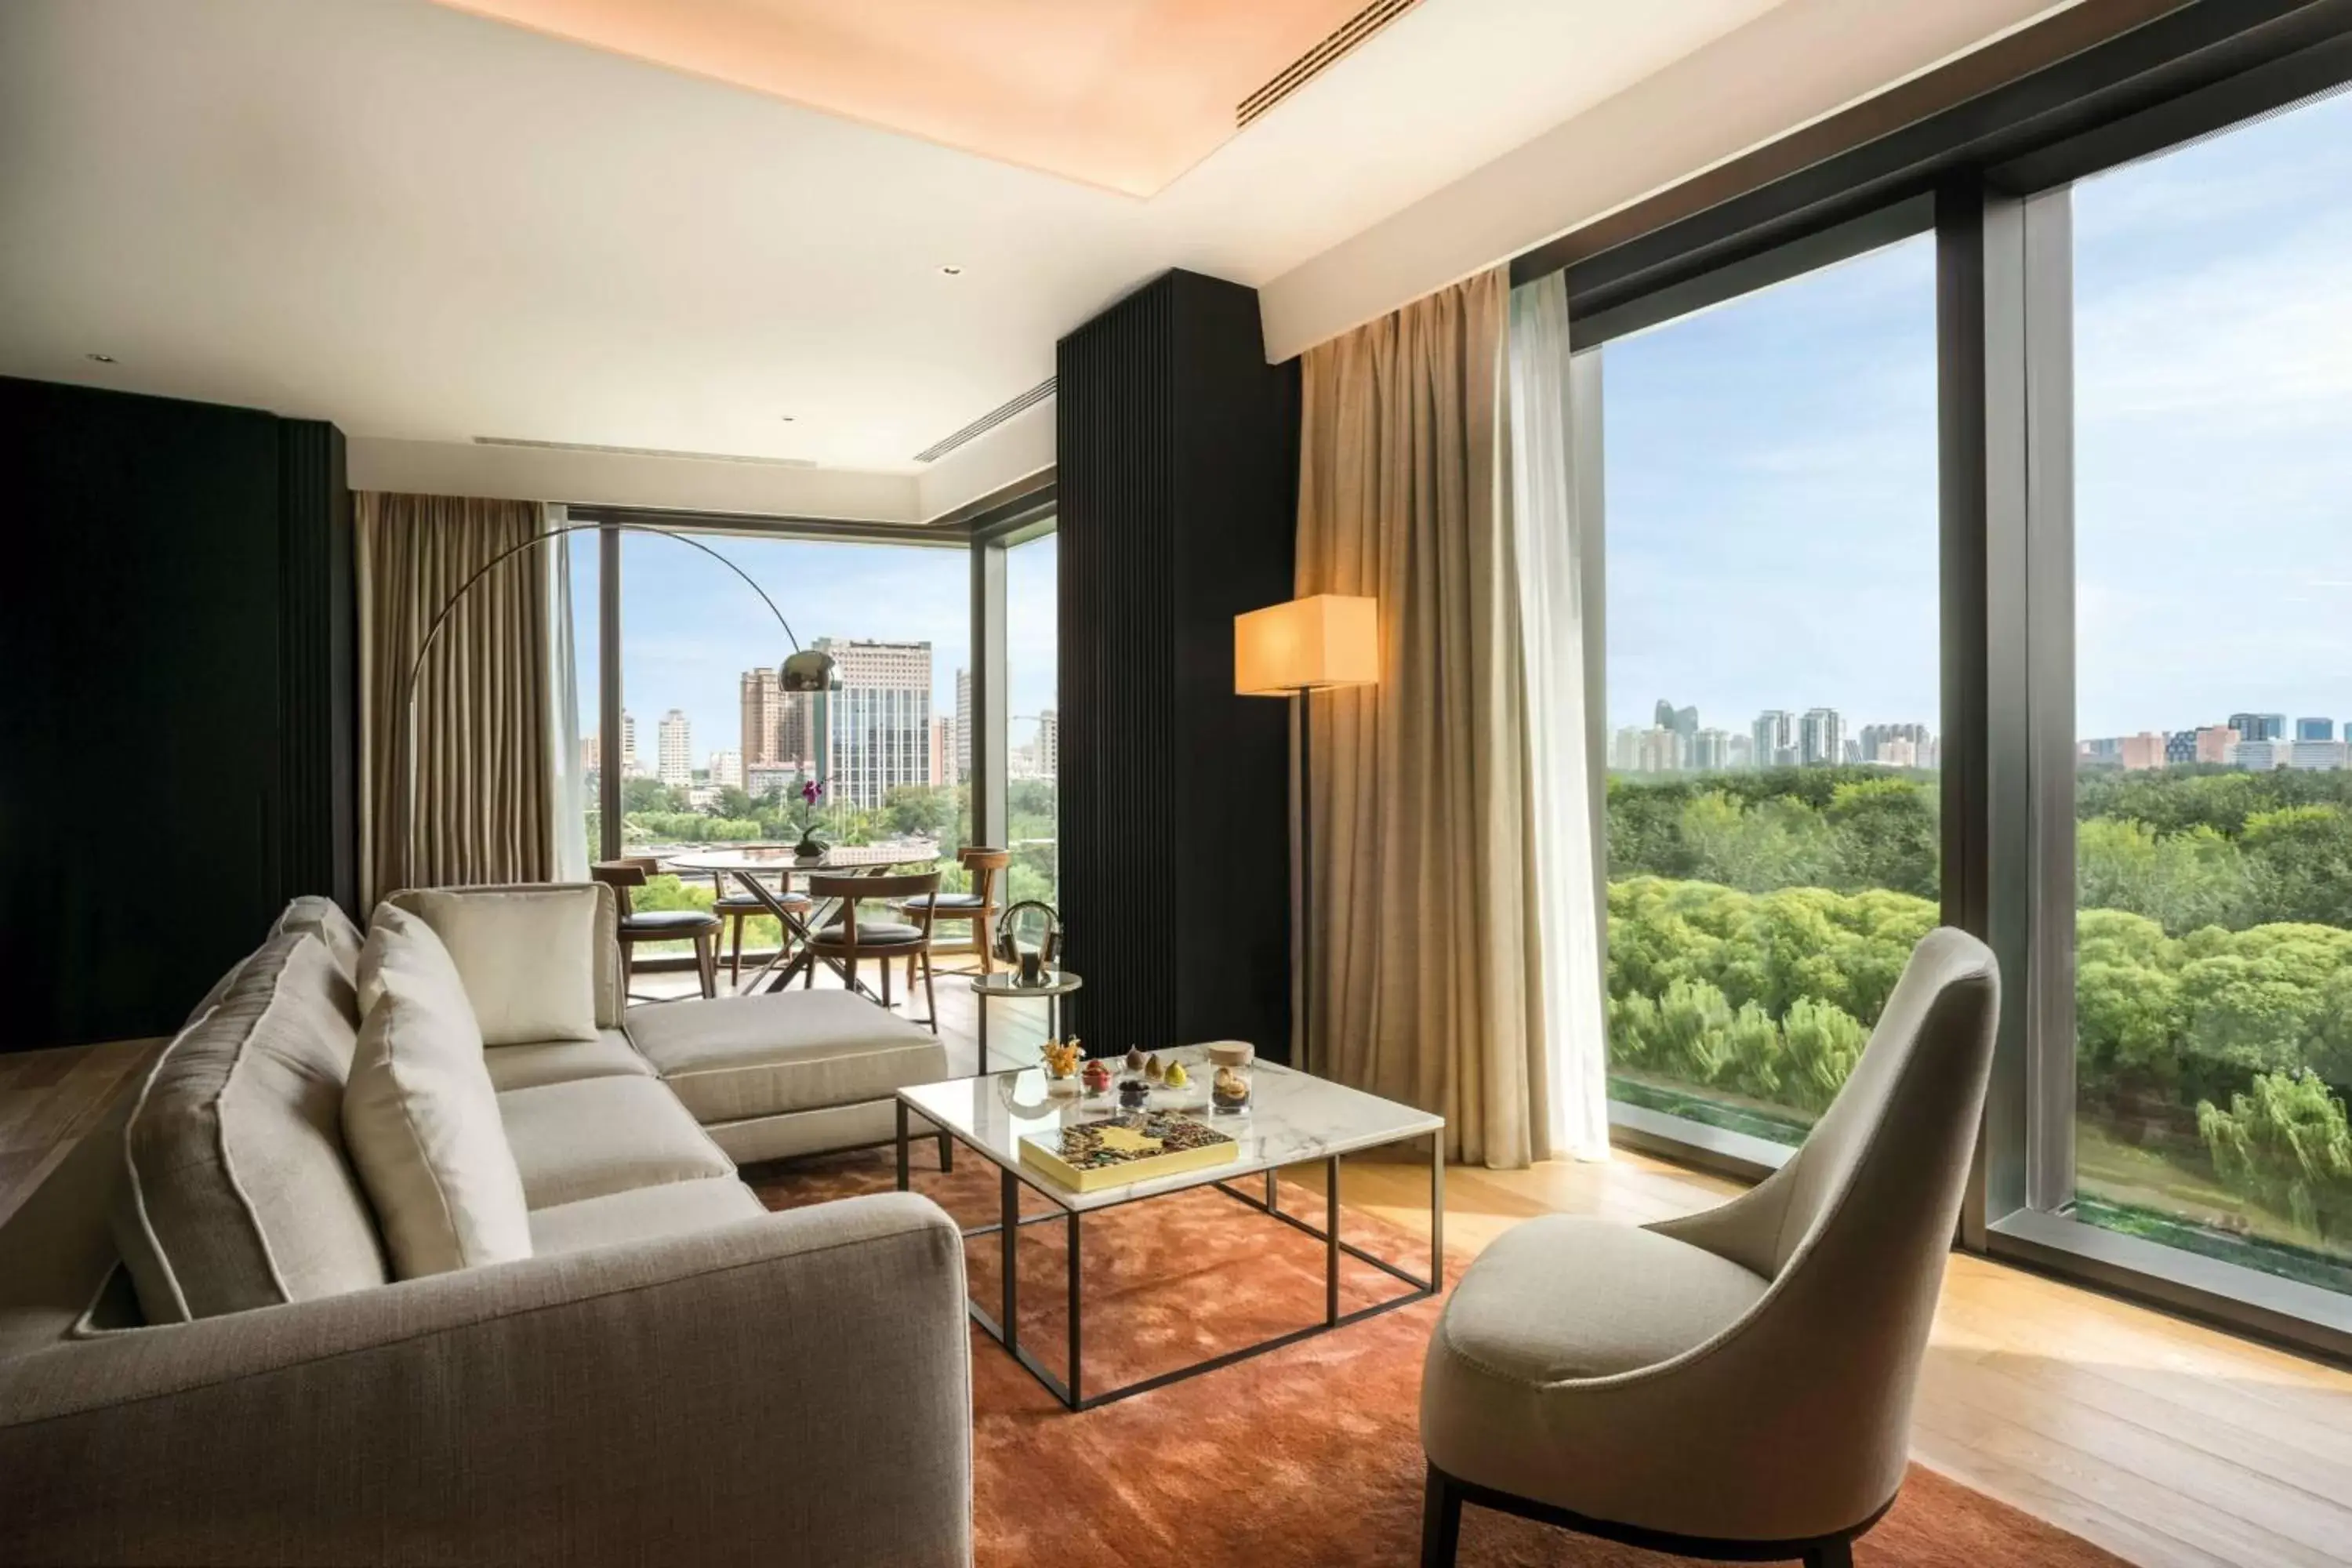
left=6, top=958, right=2350, bottom=1568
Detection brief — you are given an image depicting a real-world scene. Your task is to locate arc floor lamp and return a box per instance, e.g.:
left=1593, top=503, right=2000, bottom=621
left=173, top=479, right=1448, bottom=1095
left=1235, top=593, right=1379, bottom=1065
left=399, top=522, right=836, bottom=880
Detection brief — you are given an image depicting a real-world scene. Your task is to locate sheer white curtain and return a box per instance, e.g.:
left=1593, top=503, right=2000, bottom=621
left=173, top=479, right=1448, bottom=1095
left=1508, top=274, right=1611, bottom=1160
left=546, top=504, right=590, bottom=882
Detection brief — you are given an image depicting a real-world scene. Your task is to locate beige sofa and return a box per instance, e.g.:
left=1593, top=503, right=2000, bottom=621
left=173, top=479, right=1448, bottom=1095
left=0, top=888, right=972, bottom=1567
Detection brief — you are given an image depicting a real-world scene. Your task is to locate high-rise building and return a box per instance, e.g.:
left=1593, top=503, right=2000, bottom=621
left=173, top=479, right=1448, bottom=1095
left=620, top=713, right=638, bottom=777
left=1752, top=710, right=1797, bottom=768
left=1611, top=726, right=1686, bottom=773
left=2229, top=712, right=2287, bottom=742
left=2290, top=739, right=2349, bottom=771
left=1654, top=699, right=1698, bottom=739
left=580, top=735, right=601, bottom=775
left=740, top=668, right=815, bottom=777
left=2118, top=731, right=2167, bottom=770
left=1726, top=733, right=1755, bottom=769
left=955, top=668, right=973, bottom=782
left=2297, top=717, right=2336, bottom=741
left=1690, top=728, right=1734, bottom=771
left=927, top=717, right=953, bottom=786
left=1879, top=736, right=1918, bottom=768
left=1036, top=709, right=1058, bottom=779
left=2227, top=738, right=2292, bottom=770
left=656, top=710, right=693, bottom=788
left=1798, top=707, right=1844, bottom=767
left=820, top=637, right=932, bottom=808
left=1859, top=722, right=1933, bottom=763
left=706, top=749, right=742, bottom=789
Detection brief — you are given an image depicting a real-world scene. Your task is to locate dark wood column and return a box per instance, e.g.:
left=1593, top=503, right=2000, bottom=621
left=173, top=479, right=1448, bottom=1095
left=1055, top=270, right=1299, bottom=1060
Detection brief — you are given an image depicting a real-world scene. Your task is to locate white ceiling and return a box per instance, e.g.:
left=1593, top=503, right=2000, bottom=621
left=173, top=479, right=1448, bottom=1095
left=0, top=0, right=1791, bottom=482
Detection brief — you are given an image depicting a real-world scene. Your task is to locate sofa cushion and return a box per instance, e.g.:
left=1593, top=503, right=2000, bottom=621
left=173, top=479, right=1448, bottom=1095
left=343, top=913, right=534, bottom=1279
left=525, top=1176, right=764, bottom=1257
left=1433, top=1214, right=1768, bottom=1385
left=386, top=882, right=624, bottom=1030
left=625, top=992, right=948, bottom=1125
left=274, top=896, right=365, bottom=991
left=111, top=935, right=388, bottom=1323
left=497, top=1076, right=735, bottom=1208
left=481, top=1029, right=655, bottom=1094
left=395, top=886, right=601, bottom=1047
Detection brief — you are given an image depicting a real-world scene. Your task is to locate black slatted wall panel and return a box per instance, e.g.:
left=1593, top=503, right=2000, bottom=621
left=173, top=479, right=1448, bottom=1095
left=1056, top=271, right=1298, bottom=1059
left=0, top=377, right=356, bottom=1049
left=278, top=419, right=358, bottom=916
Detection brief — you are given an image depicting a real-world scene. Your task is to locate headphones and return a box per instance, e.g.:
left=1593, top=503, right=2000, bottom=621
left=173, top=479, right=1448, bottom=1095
left=993, top=900, right=1062, bottom=967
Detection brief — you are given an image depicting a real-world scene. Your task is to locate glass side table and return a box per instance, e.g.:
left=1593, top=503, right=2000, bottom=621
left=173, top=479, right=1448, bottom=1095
left=969, top=968, right=1082, bottom=1073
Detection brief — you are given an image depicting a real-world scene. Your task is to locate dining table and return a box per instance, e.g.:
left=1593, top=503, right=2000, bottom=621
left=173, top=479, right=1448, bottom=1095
left=664, top=842, right=938, bottom=999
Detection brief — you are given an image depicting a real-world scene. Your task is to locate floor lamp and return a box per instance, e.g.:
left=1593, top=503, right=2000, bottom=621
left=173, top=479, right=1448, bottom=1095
left=1235, top=594, right=1378, bottom=1068
left=400, top=522, right=835, bottom=886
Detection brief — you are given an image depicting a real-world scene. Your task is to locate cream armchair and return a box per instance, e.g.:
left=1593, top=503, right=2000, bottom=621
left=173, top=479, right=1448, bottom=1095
left=1418, top=927, right=1999, bottom=1568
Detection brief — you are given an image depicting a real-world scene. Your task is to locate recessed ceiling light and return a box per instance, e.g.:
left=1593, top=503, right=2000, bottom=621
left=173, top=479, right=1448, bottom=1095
left=939, top=265, right=964, bottom=277
left=85, top=353, right=117, bottom=364
left=779, top=415, right=796, bottom=422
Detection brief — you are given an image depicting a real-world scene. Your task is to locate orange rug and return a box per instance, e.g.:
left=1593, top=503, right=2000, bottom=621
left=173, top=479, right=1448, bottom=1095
left=747, top=1149, right=2124, bottom=1568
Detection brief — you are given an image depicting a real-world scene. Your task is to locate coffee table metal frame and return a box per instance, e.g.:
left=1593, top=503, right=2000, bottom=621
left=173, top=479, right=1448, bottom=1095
left=893, top=1089, right=1443, bottom=1413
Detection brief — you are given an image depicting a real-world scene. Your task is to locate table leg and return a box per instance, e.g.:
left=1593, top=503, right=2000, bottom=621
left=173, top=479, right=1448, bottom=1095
left=1265, top=1166, right=1279, bottom=1216
left=978, top=994, right=989, bottom=1076
left=1066, top=1211, right=1083, bottom=1408
left=1326, top=1155, right=1341, bottom=1327
left=1000, top=1169, right=1021, bottom=1359
left=895, top=1100, right=909, bottom=1193
left=1430, top=1136, right=1445, bottom=1293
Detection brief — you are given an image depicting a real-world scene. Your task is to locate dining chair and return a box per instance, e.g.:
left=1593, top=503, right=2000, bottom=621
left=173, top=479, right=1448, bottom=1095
left=708, top=869, right=813, bottom=993
left=1418, top=927, right=2001, bottom=1568
left=895, top=846, right=1009, bottom=986
left=590, top=858, right=722, bottom=1000
left=804, top=870, right=941, bottom=1030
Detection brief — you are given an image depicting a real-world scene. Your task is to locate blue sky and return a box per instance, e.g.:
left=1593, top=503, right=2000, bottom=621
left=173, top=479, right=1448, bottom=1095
left=1603, top=86, right=2352, bottom=743
left=570, top=528, right=1056, bottom=769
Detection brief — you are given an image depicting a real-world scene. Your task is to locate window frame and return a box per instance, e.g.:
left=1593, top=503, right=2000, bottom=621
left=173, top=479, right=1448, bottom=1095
left=565, top=489, right=1053, bottom=874
left=1544, top=1, right=2352, bottom=1359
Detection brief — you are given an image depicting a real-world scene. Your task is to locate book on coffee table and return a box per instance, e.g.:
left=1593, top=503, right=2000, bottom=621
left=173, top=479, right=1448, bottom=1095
left=1018, top=1110, right=1239, bottom=1192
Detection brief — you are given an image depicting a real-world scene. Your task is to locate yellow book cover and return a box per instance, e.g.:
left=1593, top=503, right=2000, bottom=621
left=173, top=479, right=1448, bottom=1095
left=1018, top=1110, right=1238, bottom=1192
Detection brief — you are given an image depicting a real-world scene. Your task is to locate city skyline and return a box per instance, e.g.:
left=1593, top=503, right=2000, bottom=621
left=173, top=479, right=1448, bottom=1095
left=1601, top=88, right=2352, bottom=742
left=570, top=529, right=1058, bottom=788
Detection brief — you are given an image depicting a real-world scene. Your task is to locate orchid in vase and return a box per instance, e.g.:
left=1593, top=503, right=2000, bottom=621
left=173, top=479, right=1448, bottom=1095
left=790, top=778, right=829, bottom=859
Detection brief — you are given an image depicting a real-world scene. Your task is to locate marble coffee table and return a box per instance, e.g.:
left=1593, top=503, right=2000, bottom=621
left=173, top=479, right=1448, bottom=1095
left=895, top=1049, right=1445, bottom=1410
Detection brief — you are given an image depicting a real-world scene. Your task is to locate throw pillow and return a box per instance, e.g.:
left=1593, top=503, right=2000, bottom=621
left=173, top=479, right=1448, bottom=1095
left=400, top=887, right=601, bottom=1047
left=343, top=913, right=532, bottom=1279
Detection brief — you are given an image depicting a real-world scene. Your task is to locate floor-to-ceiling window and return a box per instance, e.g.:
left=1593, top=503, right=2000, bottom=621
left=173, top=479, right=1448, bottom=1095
left=608, top=527, right=971, bottom=951
left=1595, top=230, right=1940, bottom=1149
left=1002, top=529, right=1058, bottom=908
left=2065, top=88, right=2352, bottom=1297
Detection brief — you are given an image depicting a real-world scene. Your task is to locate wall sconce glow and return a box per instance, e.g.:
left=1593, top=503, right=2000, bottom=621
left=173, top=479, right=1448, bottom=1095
left=1233, top=593, right=1378, bottom=695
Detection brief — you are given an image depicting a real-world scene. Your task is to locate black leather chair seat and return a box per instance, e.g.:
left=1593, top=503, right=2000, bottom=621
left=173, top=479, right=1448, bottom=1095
left=621, top=909, right=723, bottom=933
left=811, top=920, right=924, bottom=946
left=900, top=893, right=985, bottom=912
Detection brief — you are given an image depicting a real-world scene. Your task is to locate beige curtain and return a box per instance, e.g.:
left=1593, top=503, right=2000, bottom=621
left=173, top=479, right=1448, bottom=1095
left=1296, top=267, right=1551, bottom=1167
left=358, top=492, right=557, bottom=906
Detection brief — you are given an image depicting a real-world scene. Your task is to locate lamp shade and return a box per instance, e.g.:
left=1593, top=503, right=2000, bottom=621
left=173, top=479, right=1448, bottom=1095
left=1234, top=594, right=1378, bottom=695
left=779, top=648, right=838, bottom=692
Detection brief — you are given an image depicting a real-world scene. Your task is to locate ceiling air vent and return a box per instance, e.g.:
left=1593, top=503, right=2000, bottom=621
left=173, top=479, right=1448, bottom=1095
left=913, top=376, right=1055, bottom=463
left=472, top=436, right=818, bottom=467
left=1237, top=0, right=1421, bottom=129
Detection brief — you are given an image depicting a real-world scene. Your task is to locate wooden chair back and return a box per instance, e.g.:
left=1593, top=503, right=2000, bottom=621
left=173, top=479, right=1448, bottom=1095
left=810, top=870, right=942, bottom=946
left=591, top=858, right=655, bottom=915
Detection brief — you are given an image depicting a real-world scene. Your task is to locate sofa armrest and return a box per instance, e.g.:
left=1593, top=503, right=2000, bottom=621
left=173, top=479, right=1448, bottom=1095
left=0, top=1192, right=971, bottom=1568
